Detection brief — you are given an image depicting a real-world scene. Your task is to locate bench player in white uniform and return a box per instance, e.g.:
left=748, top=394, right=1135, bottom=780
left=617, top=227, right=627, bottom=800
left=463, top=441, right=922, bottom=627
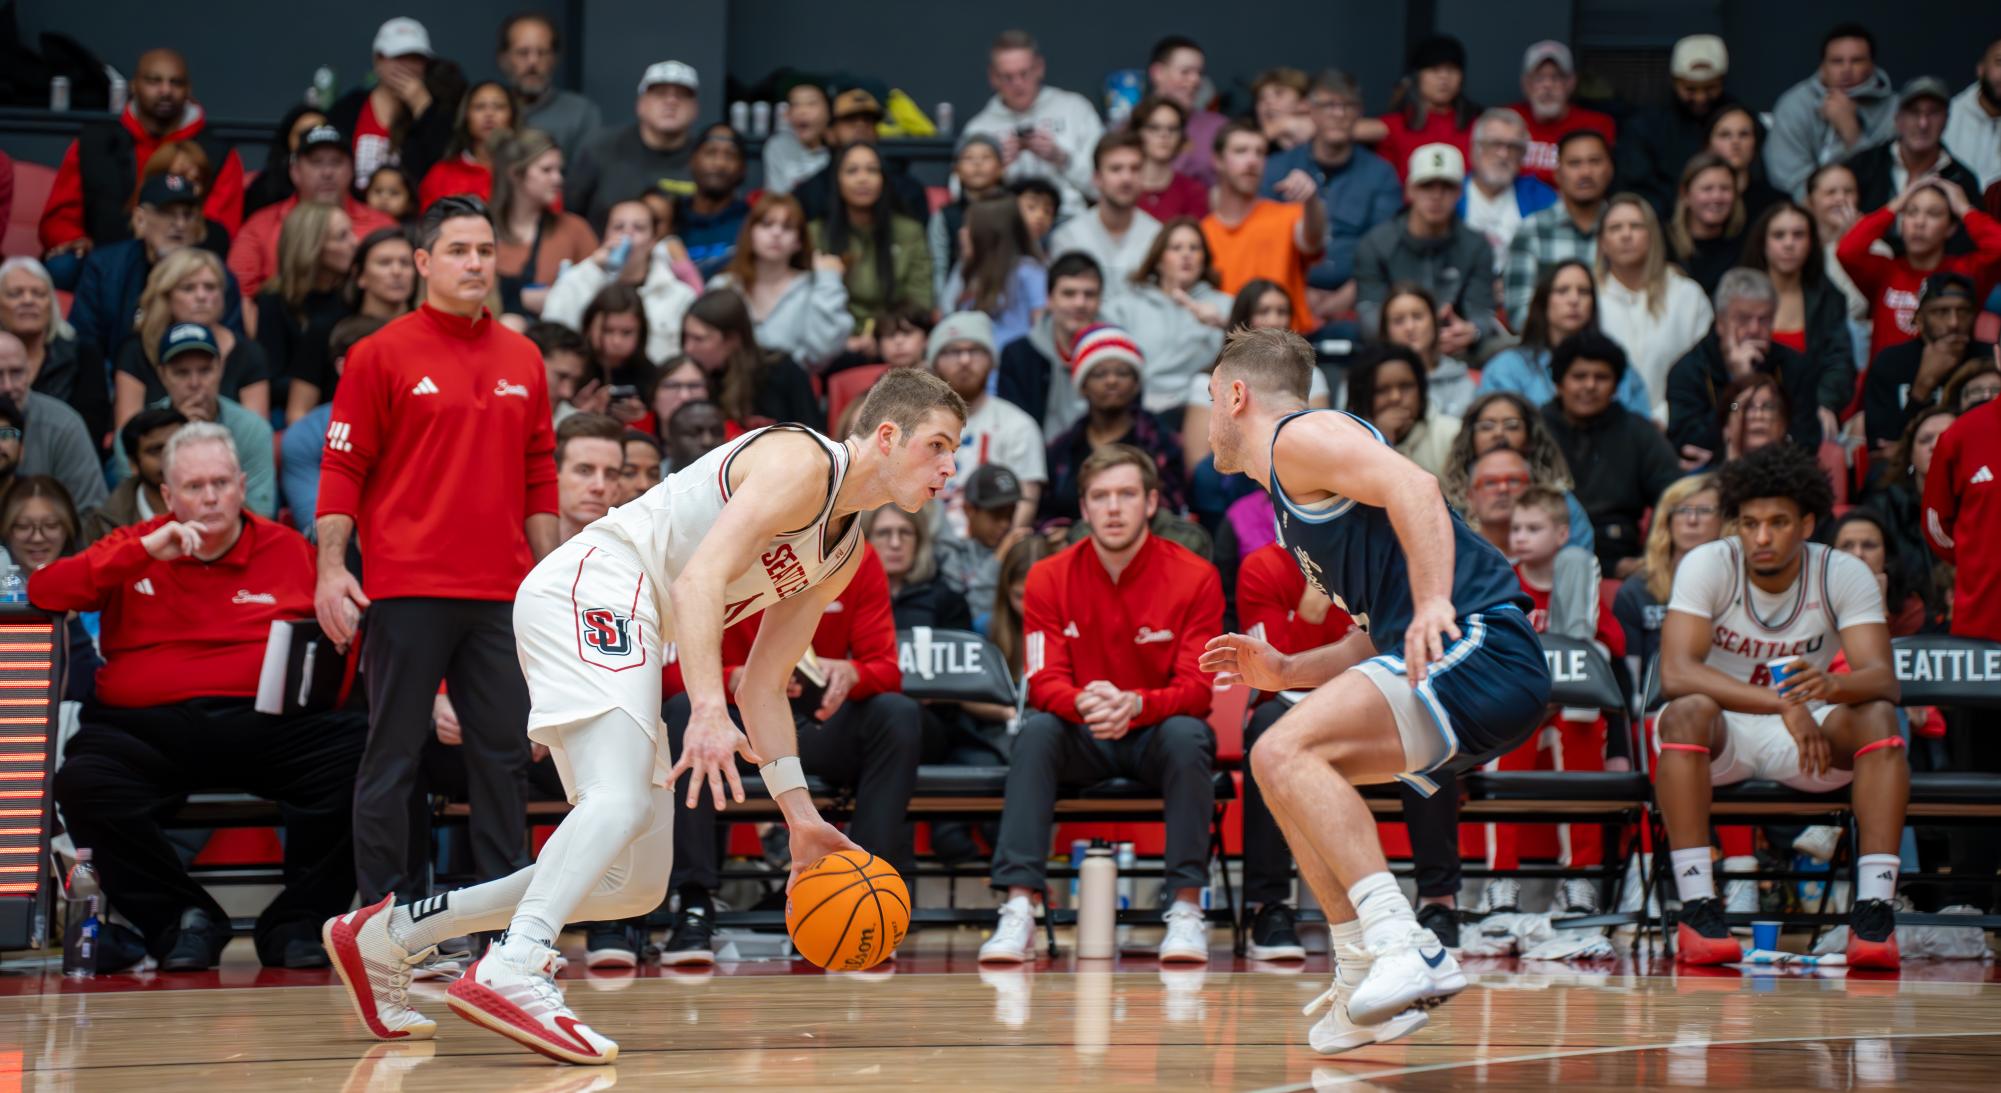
left=1656, top=445, right=1908, bottom=969
left=323, top=371, right=966, bottom=1064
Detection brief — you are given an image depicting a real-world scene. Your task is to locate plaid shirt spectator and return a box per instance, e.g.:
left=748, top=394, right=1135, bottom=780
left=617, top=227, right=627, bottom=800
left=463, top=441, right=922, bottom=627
left=1503, top=204, right=1600, bottom=327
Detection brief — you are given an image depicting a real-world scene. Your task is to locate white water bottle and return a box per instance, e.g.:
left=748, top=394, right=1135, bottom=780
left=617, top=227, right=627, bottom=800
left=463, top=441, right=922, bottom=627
left=1076, top=841, right=1117, bottom=958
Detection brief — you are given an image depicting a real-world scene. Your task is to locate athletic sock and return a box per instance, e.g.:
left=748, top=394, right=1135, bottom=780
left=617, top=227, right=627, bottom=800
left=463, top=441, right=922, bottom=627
left=388, top=893, right=461, bottom=953
left=1002, top=894, right=1032, bottom=917
left=1670, top=847, right=1715, bottom=902
left=1347, top=872, right=1418, bottom=950
left=498, top=928, right=553, bottom=966
left=1330, top=919, right=1368, bottom=980
left=1857, top=855, right=1900, bottom=903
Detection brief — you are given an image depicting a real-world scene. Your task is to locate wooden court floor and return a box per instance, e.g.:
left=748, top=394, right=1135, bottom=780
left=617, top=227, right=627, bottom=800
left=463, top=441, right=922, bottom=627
left=5, top=938, right=2001, bottom=1091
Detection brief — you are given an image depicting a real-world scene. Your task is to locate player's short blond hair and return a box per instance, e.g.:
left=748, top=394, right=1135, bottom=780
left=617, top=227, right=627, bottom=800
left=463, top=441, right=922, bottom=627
left=1214, top=327, right=1313, bottom=403
left=848, top=367, right=968, bottom=442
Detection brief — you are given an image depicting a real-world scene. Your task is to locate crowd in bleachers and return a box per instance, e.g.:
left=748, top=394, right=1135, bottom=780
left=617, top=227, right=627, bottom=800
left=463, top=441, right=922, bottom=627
left=5, top=13, right=2001, bottom=972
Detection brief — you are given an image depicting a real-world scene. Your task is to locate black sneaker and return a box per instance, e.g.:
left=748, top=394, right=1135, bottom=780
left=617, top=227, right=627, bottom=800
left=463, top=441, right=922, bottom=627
left=1416, top=901, right=1461, bottom=950
left=661, top=902, right=716, bottom=966
left=584, top=920, right=640, bottom=969
left=161, top=908, right=221, bottom=972
left=1674, top=896, right=1741, bottom=965
left=1245, top=903, right=1306, bottom=961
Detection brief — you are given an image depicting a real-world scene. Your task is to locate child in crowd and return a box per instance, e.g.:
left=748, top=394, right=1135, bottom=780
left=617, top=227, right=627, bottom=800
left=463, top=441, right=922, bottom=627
left=932, top=135, right=1011, bottom=303
left=936, top=464, right=1033, bottom=636
left=1012, top=178, right=1061, bottom=250
left=875, top=303, right=934, bottom=370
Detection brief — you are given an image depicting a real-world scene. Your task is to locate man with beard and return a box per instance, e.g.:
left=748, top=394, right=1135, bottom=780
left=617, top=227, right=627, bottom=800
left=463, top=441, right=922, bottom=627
left=1502, top=131, right=1612, bottom=326
left=1945, top=37, right=2001, bottom=192
left=1204, top=121, right=1327, bottom=335
left=1616, top=35, right=1733, bottom=221
left=1506, top=41, right=1616, bottom=188
left=1766, top=24, right=1900, bottom=197
left=1459, top=110, right=1556, bottom=275
left=676, top=124, right=751, bottom=278
left=38, top=48, right=245, bottom=256
left=496, top=13, right=602, bottom=161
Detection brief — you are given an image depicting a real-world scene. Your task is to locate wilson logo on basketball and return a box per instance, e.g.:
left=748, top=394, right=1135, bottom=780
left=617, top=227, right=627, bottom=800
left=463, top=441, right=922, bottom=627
left=580, top=608, right=635, bottom=657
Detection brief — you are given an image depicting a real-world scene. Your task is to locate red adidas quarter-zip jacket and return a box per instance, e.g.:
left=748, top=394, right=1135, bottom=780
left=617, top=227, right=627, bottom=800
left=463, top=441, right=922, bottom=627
left=317, top=304, right=558, bottom=601
left=1024, top=531, right=1222, bottom=724
left=1924, top=396, right=2001, bottom=641
left=29, top=513, right=314, bottom=708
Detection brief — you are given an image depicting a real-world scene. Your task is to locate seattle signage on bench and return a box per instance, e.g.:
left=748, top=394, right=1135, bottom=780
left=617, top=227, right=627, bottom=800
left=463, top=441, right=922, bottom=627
left=1891, top=635, right=2001, bottom=707
left=895, top=628, right=1019, bottom=707
left=1538, top=633, right=1624, bottom=712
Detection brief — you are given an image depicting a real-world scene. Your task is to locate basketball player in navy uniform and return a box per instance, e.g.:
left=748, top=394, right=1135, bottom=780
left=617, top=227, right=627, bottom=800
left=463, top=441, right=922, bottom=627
left=1199, top=328, right=1550, bottom=1054
left=322, top=371, right=965, bottom=1064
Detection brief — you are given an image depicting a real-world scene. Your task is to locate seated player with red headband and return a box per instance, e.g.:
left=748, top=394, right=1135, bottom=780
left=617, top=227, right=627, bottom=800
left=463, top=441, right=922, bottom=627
left=1654, top=444, right=1909, bottom=969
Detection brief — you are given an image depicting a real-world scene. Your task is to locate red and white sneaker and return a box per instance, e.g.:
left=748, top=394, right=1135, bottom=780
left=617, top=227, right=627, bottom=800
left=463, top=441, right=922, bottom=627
left=323, top=895, right=440, bottom=1041
left=1845, top=899, right=1902, bottom=970
left=447, top=942, right=618, bottom=1065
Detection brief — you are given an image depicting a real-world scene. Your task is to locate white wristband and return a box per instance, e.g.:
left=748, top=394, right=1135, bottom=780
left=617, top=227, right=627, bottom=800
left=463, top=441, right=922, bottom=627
left=759, top=755, right=807, bottom=799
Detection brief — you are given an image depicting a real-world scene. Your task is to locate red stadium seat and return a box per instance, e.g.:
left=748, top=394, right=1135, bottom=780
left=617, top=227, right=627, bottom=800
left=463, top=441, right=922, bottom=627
left=4, top=161, right=56, bottom=258
left=1977, top=310, right=1999, bottom=345
left=827, top=364, right=888, bottom=431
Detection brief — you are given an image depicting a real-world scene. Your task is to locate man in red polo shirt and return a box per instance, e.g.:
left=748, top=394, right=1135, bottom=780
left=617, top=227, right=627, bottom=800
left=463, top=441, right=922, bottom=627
left=315, top=194, right=559, bottom=904
left=652, top=544, right=920, bottom=966
left=979, top=444, right=1223, bottom=965
left=40, top=422, right=366, bottom=973
left=227, top=124, right=396, bottom=296
left=38, top=48, right=245, bottom=256
left=1508, top=41, right=1618, bottom=187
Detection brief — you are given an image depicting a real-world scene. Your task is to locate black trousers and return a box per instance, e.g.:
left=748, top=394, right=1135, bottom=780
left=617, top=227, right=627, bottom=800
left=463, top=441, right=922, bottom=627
left=1241, top=699, right=1462, bottom=905
left=355, top=597, right=531, bottom=903
left=991, top=712, right=1217, bottom=892
left=53, top=698, right=367, bottom=964
left=1945, top=705, right=2001, bottom=909
left=665, top=691, right=926, bottom=891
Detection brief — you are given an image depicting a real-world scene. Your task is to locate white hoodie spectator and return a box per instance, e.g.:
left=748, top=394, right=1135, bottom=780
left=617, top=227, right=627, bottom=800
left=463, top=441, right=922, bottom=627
left=544, top=235, right=698, bottom=362
left=963, top=30, right=1104, bottom=219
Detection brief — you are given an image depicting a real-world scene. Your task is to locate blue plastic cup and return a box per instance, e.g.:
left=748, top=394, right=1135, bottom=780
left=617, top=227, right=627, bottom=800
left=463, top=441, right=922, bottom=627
left=1766, top=658, right=1799, bottom=693
left=1751, top=920, right=1781, bottom=951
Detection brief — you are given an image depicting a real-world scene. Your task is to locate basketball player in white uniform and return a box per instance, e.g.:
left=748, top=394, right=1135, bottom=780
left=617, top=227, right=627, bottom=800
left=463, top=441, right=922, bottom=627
left=323, top=371, right=966, bottom=1064
left=1654, top=446, right=1908, bottom=969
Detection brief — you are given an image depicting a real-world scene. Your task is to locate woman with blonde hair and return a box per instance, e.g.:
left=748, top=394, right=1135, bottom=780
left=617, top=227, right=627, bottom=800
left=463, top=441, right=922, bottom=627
left=114, top=248, right=270, bottom=429
left=1611, top=472, right=1720, bottom=675
left=1668, top=151, right=1748, bottom=294
left=0, top=257, right=110, bottom=447
left=252, top=201, right=356, bottom=411
left=1594, top=192, right=1711, bottom=415
left=707, top=192, right=851, bottom=371
left=490, top=128, right=596, bottom=318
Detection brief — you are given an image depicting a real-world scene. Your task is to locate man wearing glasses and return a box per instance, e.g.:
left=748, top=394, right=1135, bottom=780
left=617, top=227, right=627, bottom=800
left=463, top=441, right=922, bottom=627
left=1458, top=110, right=1557, bottom=276
left=1260, top=70, right=1402, bottom=330
left=496, top=13, right=602, bottom=163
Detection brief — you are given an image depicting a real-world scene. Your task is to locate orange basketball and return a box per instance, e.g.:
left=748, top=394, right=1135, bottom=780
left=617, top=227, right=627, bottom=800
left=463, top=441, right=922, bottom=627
left=785, top=849, right=910, bottom=971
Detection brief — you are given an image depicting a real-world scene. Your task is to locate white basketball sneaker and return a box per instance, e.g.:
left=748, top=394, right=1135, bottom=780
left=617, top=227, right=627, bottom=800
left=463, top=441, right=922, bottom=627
left=1345, top=925, right=1466, bottom=1026
left=977, top=901, right=1041, bottom=964
left=1157, top=904, right=1210, bottom=963
left=447, top=941, right=617, bottom=1065
left=323, top=895, right=439, bottom=1041
left=1303, top=947, right=1430, bottom=1054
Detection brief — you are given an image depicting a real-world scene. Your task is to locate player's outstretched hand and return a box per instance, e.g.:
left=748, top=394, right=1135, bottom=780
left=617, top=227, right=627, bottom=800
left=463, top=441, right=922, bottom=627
left=1201, top=633, right=1290, bottom=692
left=668, top=706, right=765, bottom=810
left=786, top=818, right=863, bottom=895
left=1405, top=597, right=1462, bottom=687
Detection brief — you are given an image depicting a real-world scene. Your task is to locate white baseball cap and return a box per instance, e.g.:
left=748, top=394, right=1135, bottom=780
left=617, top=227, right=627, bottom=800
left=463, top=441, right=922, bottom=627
left=1522, top=40, right=1574, bottom=77
left=1671, top=35, right=1728, bottom=81
left=373, top=17, right=433, bottom=59
left=638, top=60, right=700, bottom=95
left=1408, top=143, right=1466, bottom=187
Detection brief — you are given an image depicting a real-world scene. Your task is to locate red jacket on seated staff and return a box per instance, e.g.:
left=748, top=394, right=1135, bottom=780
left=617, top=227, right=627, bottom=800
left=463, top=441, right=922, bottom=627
left=1024, top=531, right=1223, bottom=724
left=29, top=512, right=314, bottom=708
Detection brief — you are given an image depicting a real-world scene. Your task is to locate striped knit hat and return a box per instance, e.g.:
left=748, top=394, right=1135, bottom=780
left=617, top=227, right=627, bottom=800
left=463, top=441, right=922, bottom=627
left=1068, top=322, right=1144, bottom=391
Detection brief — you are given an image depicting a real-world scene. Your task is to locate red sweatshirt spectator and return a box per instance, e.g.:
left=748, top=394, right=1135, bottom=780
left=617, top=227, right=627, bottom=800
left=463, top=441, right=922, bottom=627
left=1836, top=180, right=2001, bottom=355
left=1924, top=386, right=2001, bottom=640
left=38, top=49, right=245, bottom=254
left=1508, top=41, right=1618, bottom=187
left=315, top=196, right=558, bottom=903
left=1362, top=35, right=1479, bottom=185
left=662, top=546, right=924, bottom=923
left=228, top=125, right=395, bottom=297
left=37, top=422, right=366, bottom=971
left=980, top=445, right=1222, bottom=966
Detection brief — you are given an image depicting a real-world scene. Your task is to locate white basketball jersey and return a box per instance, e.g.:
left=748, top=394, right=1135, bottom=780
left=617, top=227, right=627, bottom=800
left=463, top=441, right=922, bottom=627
left=1665, top=537, right=1886, bottom=687
left=590, top=425, right=862, bottom=639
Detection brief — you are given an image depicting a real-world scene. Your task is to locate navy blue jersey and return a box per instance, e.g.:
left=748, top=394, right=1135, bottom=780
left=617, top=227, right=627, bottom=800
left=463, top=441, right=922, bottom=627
left=1268, top=409, right=1528, bottom=653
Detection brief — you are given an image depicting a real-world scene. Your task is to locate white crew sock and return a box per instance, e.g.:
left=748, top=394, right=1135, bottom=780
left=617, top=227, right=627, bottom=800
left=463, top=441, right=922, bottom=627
left=1003, top=894, right=1032, bottom=917
left=1347, top=872, right=1417, bottom=950
left=1330, top=919, right=1368, bottom=979
left=1670, top=847, right=1715, bottom=902
left=1857, top=854, right=1900, bottom=903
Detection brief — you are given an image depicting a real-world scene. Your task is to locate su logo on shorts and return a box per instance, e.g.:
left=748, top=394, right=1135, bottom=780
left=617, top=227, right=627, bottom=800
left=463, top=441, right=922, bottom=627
left=580, top=608, right=636, bottom=658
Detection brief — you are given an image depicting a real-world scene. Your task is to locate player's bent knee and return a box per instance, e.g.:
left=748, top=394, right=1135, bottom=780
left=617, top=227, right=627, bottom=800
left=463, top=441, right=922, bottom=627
left=1015, top=711, right=1067, bottom=750
left=1249, top=727, right=1307, bottom=786
left=1659, top=695, right=1722, bottom=744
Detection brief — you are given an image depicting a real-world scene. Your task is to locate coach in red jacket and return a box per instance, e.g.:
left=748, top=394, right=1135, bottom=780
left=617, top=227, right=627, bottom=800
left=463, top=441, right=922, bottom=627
left=39, top=422, right=365, bottom=972
left=657, top=546, right=921, bottom=964
left=315, top=195, right=559, bottom=904
left=983, top=445, right=1223, bottom=964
